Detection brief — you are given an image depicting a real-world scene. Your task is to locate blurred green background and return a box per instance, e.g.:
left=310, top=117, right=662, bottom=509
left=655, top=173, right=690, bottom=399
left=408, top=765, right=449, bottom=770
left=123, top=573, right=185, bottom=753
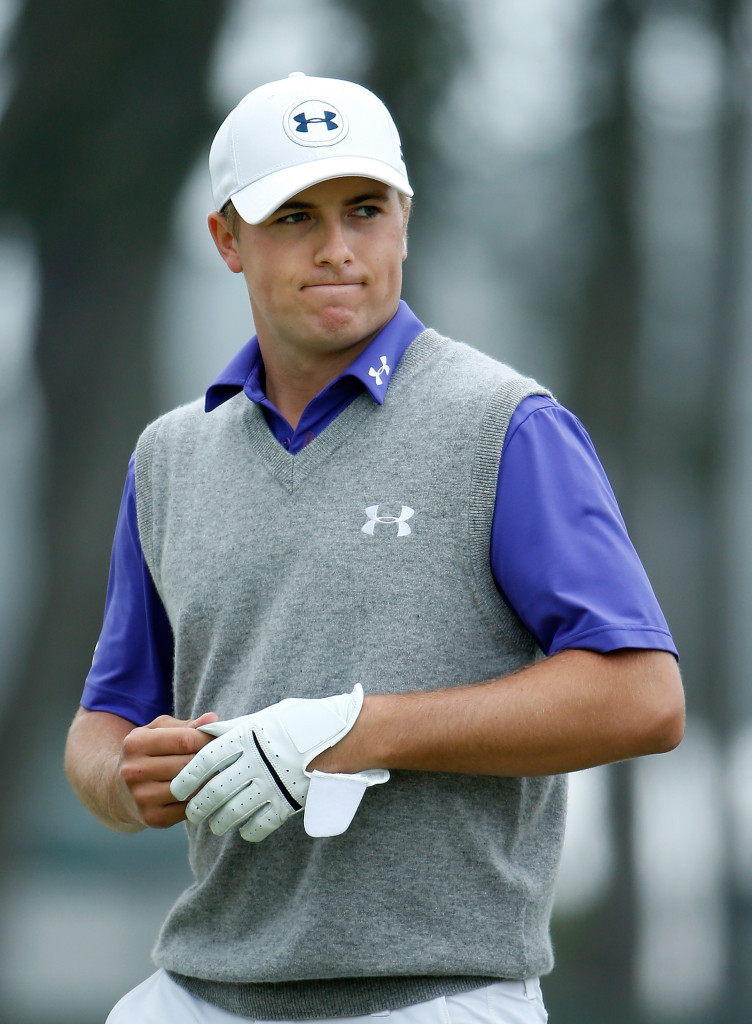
left=0, top=1, right=749, bottom=1021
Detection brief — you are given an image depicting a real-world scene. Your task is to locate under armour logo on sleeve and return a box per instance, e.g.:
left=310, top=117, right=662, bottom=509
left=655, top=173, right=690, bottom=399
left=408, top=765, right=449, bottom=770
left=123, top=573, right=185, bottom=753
left=362, top=505, right=415, bottom=537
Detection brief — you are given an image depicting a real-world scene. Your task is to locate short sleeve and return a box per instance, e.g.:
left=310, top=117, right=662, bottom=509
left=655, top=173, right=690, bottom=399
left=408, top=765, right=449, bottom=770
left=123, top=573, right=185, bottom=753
left=491, top=396, right=677, bottom=658
left=81, top=455, right=175, bottom=724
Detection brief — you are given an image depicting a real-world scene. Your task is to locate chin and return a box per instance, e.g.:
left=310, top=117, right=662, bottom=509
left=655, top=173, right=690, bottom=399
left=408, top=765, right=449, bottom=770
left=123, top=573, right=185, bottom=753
left=314, top=306, right=366, bottom=338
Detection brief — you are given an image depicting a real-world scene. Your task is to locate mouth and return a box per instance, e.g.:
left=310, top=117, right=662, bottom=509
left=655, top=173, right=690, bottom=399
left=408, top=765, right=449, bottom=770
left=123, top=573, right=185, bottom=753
left=301, top=281, right=364, bottom=291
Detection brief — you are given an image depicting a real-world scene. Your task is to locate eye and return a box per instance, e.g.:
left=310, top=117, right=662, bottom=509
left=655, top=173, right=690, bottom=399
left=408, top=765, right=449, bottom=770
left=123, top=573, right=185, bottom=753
left=351, top=205, right=380, bottom=219
left=277, top=211, right=309, bottom=225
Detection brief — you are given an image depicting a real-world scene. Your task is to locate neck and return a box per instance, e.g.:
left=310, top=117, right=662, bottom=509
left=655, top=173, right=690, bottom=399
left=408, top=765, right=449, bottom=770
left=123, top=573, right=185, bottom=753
left=257, top=327, right=386, bottom=429
left=258, top=345, right=360, bottom=429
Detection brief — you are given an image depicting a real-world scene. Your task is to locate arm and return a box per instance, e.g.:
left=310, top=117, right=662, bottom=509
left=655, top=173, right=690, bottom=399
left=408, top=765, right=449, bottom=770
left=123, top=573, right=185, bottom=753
left=169, top=648, right=682, bottom=843
left=64, top=706, right=217, bottom=832
left=67, top=457, right=214, bottom=832
left=316, top=402, right=684, bottom=777
left=311, top=648, right=684, bottom=776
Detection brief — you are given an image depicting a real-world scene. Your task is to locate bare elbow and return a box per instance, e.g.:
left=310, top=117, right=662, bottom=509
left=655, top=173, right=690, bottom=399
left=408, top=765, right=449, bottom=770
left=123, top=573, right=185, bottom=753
left=650, top=694, right=685, bottom=753
left=641, top=653, right=685, bottom=754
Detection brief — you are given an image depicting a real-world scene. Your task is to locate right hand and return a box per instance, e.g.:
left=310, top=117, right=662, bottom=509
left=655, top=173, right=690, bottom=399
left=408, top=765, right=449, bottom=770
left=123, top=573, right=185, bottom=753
left=118, top=712, right=218, bottom=829
left=170, top=685, right=366, bottom=842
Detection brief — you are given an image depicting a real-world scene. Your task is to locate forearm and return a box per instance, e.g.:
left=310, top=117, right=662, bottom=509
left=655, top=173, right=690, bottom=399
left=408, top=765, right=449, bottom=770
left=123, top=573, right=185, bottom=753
left=66, top=706, right=220, bottom=832
left=311, top=649, right=685, bottom=777
left=64, top=708, right=145, bottom=833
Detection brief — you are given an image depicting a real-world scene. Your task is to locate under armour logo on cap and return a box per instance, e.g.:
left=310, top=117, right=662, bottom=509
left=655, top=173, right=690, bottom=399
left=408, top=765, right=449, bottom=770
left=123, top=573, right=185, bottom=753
left=284, top=99, right=348, bottom=147
left=293, top=110, right=338, bottom=133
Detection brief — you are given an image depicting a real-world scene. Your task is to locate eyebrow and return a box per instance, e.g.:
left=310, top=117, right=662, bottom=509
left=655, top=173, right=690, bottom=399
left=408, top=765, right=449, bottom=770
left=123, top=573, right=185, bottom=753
left=275, top=189, right=392, bottom=213
left=346, top=190, right=391, bottom=205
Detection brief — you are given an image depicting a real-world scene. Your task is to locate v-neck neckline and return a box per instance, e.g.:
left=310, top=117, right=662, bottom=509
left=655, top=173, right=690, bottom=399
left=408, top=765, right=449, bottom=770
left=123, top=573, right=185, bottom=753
left=237, top=328, right=441, bottom=494
left=240, top=390, right=374, bottom=494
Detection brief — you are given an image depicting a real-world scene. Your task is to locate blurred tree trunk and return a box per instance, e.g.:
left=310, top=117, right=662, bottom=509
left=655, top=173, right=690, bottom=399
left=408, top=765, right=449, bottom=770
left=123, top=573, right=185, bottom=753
left=712, top=1, right=751, bottom=1017
left=549, top=3, right=642, bottom=1021
left=0, top=0, right=227, bottom=873
left=329, top=0, right=468, bottom=295
left=560, top=1, right=744, bottom=1020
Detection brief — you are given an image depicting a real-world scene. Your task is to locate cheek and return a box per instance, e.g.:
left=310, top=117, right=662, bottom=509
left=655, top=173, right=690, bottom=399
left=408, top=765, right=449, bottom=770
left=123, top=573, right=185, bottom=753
left=379, top=249, right=405, bottom=290
left=244, top=264, right=292, bottom=314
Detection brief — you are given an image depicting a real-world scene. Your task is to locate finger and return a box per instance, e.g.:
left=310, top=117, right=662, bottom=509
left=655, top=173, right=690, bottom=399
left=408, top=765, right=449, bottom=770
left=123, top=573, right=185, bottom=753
left=206, top=781, right=268, bottom=836
left=197, top=719, right=236, bottom=737
left=190, top=712, right=220, bottom=728
left=146, top=805, right=192, bottom=829
left=125, top=776, right=192, bottom=829
left=123, top=754, right=207, bottom=786
left=170, top=732, right=245, bottom=799
left=182, top=756, right=257, bottom=822
left=145, top=712, right=219, bottom=731
left=146, top=714, right=200, bottom=729
left=138, top=795, right=193, bottom=830
left=129, top=778, right=186, bottom=807
left=239, top=803, right=287, bottom=843
left=125, top=725, right=214, bottom=759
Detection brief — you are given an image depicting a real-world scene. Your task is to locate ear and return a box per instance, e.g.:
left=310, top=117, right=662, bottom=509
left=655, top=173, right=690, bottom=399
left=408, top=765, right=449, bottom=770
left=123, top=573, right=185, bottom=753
left=208, top=211, right=243, bottom=274
left=400, top=198, right=411, bottom=262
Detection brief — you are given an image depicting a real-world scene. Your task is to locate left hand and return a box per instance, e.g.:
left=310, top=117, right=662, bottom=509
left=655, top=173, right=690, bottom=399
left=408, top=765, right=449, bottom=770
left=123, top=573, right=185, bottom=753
left=170, top=685, right=366, bottom=842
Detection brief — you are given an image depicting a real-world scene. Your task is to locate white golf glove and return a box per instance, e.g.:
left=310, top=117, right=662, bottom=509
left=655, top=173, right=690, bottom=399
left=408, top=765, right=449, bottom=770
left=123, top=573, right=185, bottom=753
left=170, top=684, right=388, bottom=842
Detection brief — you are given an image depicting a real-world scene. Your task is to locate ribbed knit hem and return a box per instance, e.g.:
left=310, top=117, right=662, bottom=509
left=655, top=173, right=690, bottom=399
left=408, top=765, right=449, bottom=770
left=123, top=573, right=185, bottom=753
left=167, top=973, right=502, bottom=1020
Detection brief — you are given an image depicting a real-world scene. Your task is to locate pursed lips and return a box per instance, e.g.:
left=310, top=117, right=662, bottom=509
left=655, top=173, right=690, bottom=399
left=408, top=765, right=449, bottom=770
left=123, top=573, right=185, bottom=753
left=301, top=276, right=364, bottom=288
left=302, top=281, right=363, bottom=290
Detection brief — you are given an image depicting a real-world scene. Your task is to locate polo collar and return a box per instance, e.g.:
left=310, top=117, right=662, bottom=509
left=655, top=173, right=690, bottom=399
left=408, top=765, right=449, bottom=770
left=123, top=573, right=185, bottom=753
left=205, top=300, right=425, bottom=413
left=340, top=301, right=424, bottom=404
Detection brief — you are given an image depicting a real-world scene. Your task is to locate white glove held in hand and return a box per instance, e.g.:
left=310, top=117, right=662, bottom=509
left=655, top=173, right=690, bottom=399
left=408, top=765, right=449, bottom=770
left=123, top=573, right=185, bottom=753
left=170, top=684, right=386, bottom=842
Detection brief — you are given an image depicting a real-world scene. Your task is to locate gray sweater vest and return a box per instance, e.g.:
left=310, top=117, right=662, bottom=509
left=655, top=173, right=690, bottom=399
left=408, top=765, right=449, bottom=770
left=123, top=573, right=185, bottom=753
left=135, top=330, right=566, bottom=1019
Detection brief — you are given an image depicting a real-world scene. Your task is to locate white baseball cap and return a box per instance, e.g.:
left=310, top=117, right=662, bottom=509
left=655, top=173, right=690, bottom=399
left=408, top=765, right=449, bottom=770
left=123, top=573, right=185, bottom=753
left=209, top=72, right=413, bottom=225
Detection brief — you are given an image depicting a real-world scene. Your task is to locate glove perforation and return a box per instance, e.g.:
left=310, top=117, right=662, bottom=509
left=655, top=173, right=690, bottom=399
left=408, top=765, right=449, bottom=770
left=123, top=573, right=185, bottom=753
left=170, top=684, right=379, bottom=841
left=252, top=731, right=302, bottom=811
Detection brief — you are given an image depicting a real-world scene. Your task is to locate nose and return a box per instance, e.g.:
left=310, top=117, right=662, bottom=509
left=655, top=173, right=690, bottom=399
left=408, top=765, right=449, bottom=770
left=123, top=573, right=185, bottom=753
left=314, top=217, right=353, bottom=269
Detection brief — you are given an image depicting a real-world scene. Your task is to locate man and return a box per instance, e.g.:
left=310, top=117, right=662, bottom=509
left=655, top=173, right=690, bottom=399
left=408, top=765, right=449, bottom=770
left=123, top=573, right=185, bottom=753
left=65, top=73, right=684, bottom=1023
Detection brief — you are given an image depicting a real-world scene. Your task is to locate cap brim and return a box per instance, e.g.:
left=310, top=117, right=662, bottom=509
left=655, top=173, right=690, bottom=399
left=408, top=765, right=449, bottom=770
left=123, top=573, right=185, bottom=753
left=230, top=156, right=413, bottom=225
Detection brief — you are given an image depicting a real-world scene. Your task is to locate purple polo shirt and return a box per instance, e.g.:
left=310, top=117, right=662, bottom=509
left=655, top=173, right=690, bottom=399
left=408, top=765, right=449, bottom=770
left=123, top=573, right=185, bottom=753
left=82, top=301, right=676, bottom=724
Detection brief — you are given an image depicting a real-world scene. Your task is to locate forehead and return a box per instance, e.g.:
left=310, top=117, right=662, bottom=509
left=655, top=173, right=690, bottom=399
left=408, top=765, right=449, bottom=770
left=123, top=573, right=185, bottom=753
left=275, top=176, right=396, bottom=210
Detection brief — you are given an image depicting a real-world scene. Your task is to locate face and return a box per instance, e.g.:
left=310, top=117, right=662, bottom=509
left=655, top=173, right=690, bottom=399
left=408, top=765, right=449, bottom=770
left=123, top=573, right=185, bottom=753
left=209, top=177, right=409, bottom=369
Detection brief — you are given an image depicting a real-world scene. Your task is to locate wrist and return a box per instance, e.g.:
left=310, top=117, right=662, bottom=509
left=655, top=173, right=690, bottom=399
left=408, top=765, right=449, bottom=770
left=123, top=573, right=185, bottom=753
left=110, top=752, right=147, bottom=832
left=308, top=693, right=383, bottom=774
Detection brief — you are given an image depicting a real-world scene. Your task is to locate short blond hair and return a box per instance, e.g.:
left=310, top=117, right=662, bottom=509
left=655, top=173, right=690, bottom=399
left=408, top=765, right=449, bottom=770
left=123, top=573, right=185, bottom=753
left=220, top=199, right=241, bottom=239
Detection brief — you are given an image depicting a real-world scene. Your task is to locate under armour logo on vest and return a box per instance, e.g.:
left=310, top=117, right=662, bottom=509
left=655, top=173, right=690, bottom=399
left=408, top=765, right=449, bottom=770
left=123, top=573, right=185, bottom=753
left=362, top=505, right=415, bottom=537
left=368, top=356, right=390, bottom=386
left=293, top=110, right=338, bottom=133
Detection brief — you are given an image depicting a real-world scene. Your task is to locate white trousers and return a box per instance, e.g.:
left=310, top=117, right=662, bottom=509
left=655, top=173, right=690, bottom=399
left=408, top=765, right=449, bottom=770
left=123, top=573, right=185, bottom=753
left=106, top=970, right=548, bottom=1024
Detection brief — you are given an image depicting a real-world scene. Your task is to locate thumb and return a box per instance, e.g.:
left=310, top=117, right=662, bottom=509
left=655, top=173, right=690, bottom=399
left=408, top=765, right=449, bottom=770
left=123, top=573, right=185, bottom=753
left=196, top=716, right=236, bottom=737
left=189, top=712, right=220, bottom=729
